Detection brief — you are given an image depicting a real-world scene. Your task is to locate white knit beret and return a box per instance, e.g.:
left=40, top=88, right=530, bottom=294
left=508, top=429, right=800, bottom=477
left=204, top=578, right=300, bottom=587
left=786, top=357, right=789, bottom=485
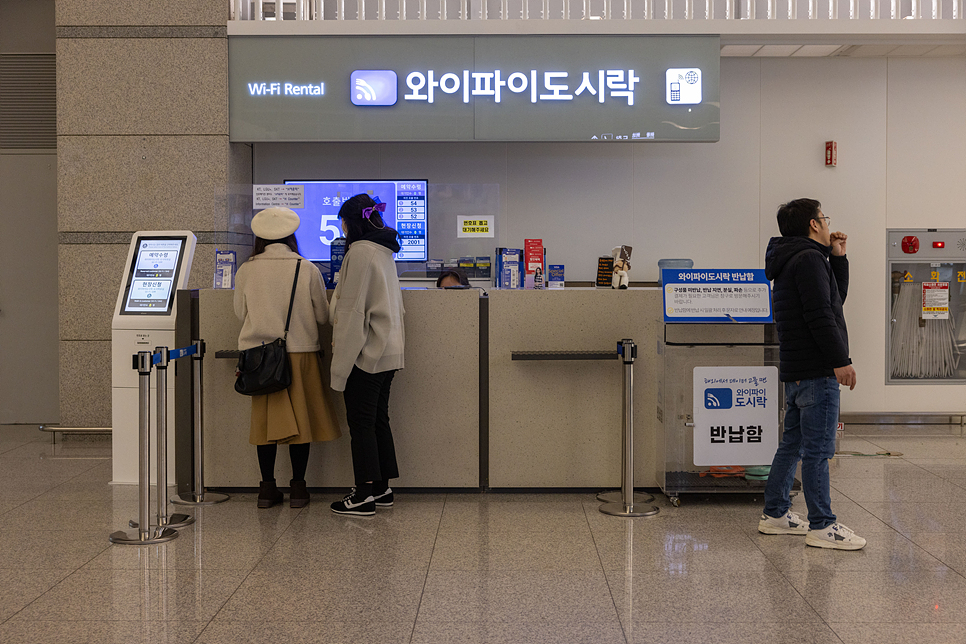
left=251, top=207, right=300, bottom=240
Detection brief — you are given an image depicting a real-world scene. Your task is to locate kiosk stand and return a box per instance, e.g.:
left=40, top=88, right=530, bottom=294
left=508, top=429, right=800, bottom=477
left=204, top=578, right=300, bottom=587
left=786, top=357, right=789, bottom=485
left=112, top=231, right=197, bottom=486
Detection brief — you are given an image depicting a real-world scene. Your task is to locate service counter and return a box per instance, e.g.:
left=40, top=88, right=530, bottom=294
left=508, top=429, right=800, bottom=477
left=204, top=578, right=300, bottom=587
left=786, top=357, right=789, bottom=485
left=487, top=288, right=663, bottom=488
left=200, top=288, right=481, bottom=488
left=197, top=287, right=663, bottom=489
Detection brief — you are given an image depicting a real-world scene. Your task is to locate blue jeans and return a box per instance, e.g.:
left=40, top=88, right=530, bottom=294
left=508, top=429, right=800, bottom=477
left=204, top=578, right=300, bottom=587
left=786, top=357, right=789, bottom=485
left=763, top=377, right=839, bottom=530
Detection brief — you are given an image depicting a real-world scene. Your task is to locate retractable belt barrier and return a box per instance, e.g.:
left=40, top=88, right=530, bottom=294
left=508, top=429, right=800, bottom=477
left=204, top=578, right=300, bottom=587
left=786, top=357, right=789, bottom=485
left=110, top=340, right=227, bottom=546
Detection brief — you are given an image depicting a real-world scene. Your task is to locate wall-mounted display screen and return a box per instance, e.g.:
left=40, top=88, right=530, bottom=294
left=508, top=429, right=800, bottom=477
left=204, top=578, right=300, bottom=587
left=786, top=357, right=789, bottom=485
left=285, top=180, right=428, bottom=262
left=229, top=35, right=720, bottom=143
left=120, top=237, right=188, bottom=315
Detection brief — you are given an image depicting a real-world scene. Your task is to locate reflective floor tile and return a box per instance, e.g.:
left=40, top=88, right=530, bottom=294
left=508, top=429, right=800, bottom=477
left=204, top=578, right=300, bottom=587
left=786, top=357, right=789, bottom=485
left=904, top=459, right=966, bottom=479
left=0, top=618, right=207, bottom=644
left=830, top=622, right=966, bottom=643
left=785, top=570, right=966, bottom=622
left=831, top=476, right=965, bottom=503
left=0, top=568, right=71, bottom=621
left=254, top=516, right=437, bottom=573
left=428, top=528, right=603, bottom=572
left=861, top=502, right=966, bottom=535
left=195, top=620, right=415, bottom=644
left=748, top=529, right=948, bottom=573
left=861, top=437, right=966, bottom=460
left=907, top=533, right=966, bottom=575
left=828, top=457, right=933, bottom=480
left=0, top=529, right=109, bottom=570
left=214, top=569, right=425, bottom=622
left=14, top=569, right=248, bottom=621
left=411, top=619, right=626, bottom=644
left=616, top=621, right=840, bottom=644
left=438, top=499, right=592, bottom=535
left=0, top=499, right=140, bottom=532
left=594, top=528, right=776, bottom=574
left=84, top=531, right=277, bottom=571
left=606, top=570, right=823, bottom=624
left=417, top=570, right=618, bottom=623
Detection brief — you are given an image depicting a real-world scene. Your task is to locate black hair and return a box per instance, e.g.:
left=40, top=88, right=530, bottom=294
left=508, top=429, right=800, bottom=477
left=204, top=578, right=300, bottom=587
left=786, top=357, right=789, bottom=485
left=776, top=198, right=823, bottom=237
left=337, top=193, right=399, bottom=247
left=250, top=234, right=299, bottom=258
left=436, top=269, right=470, bottom=288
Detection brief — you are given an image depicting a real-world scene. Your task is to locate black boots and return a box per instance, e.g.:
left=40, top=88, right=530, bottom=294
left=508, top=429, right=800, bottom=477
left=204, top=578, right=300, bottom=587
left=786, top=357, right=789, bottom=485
left=257, top=480, right=284, bottom=508
left=289, top=479, right=310, bottom=508
left=258, top=479, right=310, bottom=509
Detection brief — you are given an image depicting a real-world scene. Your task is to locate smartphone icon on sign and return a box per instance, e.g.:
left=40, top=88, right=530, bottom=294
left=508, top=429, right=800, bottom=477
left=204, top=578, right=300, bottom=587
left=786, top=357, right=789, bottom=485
left=670, top=82, right=681, bottom=102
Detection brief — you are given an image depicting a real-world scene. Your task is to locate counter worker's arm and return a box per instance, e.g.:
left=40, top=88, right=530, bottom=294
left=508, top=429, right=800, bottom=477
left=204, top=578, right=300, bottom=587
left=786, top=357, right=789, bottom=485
left=795, top=251, right=851, bottom=372
left=329, top=250, right=373, bottom=392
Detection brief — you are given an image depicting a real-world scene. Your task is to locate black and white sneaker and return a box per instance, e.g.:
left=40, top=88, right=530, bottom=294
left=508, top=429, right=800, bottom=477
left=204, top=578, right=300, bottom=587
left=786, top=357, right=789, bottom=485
left=373, top=487, right=394, bottom=507
left=330, top=491, right=375, bottom=516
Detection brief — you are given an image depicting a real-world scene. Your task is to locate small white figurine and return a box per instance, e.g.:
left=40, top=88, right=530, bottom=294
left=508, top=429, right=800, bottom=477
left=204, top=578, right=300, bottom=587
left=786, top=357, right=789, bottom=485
left=611, top=245, right=632, bottom=289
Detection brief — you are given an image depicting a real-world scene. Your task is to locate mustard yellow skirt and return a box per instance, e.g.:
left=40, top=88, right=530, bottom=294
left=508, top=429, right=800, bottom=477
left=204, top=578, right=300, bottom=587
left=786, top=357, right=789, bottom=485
left=249, top=352, right=342, bottom=445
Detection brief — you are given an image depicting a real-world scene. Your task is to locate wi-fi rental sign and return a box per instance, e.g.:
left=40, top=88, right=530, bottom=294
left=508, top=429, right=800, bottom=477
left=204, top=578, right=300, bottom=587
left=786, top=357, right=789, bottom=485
left=350, top=70, right=398, bottom=106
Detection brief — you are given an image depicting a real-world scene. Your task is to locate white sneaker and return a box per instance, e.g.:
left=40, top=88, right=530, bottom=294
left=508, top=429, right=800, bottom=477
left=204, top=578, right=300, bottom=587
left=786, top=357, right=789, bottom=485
left=758, top=511, right=809, bottom=535
left=805, top=522, right=867, bottom=550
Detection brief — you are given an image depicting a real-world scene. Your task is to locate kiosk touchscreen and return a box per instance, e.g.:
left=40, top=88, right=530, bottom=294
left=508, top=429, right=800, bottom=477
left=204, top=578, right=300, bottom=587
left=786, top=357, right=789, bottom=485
left=112, top=232, right=196, bottom=484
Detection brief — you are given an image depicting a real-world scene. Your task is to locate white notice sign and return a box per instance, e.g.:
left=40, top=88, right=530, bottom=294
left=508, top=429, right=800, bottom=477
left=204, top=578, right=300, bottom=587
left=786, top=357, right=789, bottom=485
left=458, top=216, right=495, bottom=238
left=693, top=366, right=779, bottom=467
left=922, top=282, right=949, bottom=320
left=253, top=185, right=304, bottom=209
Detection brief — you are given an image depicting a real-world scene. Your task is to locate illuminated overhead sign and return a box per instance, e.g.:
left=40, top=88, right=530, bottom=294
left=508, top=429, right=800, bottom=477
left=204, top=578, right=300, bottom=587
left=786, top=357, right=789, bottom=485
left=229, top=35, right=719, bottom=142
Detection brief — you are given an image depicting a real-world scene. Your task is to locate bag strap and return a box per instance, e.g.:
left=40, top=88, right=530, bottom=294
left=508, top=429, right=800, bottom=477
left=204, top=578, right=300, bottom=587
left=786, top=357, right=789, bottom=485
left=282, top=259, right=302, bottom=341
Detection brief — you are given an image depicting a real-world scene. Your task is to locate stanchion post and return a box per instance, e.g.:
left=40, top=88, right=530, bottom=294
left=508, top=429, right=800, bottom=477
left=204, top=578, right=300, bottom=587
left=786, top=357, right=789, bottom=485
left=130, top=347, right=194, bottom=530
left=109, top=352, right=178, bottom=545
left=596, top=346, right=655, bottom=502
left=173, top=339, right=229, bottom=506
left=600, top=339, right=659, bottom=518
left=154, top=348, right=195, bottom=527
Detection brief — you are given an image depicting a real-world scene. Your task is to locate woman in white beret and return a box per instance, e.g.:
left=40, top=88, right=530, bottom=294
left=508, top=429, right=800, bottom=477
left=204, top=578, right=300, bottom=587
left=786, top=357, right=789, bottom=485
left=234, top=207, right=340, bottom=508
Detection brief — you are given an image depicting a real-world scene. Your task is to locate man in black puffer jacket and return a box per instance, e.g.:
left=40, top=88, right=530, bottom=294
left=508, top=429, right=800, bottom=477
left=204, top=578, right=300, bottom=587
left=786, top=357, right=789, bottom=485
left=756, top=199, right=866, bottom=551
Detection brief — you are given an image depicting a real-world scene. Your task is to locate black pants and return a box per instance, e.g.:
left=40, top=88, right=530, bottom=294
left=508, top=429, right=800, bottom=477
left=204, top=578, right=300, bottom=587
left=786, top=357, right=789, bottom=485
left=343, top=366, right=399, bottom=485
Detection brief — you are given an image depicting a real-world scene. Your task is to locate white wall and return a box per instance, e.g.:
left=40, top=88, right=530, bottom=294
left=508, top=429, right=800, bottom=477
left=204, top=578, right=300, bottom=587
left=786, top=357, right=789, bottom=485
left=254, top=54, right=966, bottom=414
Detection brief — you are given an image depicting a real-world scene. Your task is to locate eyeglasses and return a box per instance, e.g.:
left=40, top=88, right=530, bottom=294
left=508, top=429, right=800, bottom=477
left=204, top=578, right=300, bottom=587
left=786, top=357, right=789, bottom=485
left=815, top=215, right=831, bottom=227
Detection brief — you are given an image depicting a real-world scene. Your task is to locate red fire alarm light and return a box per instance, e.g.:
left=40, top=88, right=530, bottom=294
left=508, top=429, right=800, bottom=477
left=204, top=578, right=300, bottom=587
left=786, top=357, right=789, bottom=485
left=825, top=141, right=837, bottom=167
left=933, top=241, right=945, bottom=249
left=902, top=236, right=920, bottom=254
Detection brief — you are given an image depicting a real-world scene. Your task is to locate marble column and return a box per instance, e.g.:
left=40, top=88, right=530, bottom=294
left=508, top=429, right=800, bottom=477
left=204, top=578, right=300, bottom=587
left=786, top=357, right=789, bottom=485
left=56, top=1, right=252, bottom=427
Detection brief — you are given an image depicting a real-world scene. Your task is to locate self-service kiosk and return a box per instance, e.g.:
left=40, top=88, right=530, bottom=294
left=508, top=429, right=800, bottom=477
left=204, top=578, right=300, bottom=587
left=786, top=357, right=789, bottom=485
left=112, top=232, right=196, bottom=484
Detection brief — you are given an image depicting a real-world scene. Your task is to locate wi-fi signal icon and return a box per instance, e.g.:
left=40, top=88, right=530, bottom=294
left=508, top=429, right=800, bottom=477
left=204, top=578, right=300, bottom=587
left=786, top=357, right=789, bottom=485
left=355, top=79, right=377, bottom=102
left=350, top=70, right=398, bottom=106
left=706, top=393, right=720, bottom=407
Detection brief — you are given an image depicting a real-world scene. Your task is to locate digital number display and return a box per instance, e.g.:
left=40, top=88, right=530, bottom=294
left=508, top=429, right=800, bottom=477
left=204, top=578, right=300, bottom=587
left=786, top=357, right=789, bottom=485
left=284, top=180, right=428, bottom=262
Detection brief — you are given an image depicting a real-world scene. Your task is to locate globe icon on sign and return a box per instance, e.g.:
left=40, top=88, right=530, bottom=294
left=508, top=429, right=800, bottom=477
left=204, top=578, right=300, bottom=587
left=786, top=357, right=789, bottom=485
left=685, top=71, right=699, bottom=84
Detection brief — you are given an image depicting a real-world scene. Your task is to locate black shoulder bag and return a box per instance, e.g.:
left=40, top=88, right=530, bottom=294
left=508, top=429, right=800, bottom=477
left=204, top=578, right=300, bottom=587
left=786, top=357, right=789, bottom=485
left=234, top=260, right=302, bottom=396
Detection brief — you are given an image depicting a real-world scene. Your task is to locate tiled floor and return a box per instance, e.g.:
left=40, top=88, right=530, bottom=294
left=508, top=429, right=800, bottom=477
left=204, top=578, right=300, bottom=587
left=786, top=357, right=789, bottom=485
left=1, top=424, right=966, bottom=643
